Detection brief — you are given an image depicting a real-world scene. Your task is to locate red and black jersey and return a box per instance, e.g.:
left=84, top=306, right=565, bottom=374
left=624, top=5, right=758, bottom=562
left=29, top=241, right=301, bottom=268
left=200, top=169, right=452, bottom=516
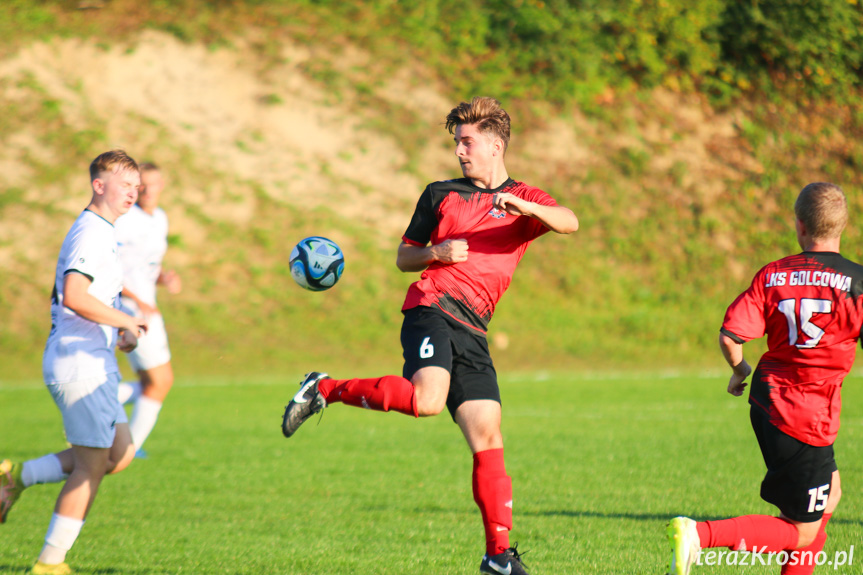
left=722, top=251, right=863, bottom=446
left=401, top=177, right=557, bottom=334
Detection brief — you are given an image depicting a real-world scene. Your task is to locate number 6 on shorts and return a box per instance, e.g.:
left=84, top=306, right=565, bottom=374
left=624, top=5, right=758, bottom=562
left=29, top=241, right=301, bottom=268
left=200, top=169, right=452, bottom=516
left=419, top=336, right=434, bottom=359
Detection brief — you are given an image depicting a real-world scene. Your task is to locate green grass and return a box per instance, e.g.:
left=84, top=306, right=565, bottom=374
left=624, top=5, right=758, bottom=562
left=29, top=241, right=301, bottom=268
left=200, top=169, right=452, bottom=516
left=2, top=371, right=861, bottom=574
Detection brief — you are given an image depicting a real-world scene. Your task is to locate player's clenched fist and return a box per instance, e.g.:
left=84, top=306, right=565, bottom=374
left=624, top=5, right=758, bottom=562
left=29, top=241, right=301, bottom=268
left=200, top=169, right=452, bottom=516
left=493, top=192, right=533, bottom=217
left=117, top=329, right=138, bottom=353
left=431, top=239, right=469, bottom=264
left=118, top=317, right=148, bottom=352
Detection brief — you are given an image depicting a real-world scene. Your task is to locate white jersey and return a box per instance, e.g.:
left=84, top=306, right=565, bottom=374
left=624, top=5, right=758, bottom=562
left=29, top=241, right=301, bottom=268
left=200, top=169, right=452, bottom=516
left=43, top=210, right=125, bottom=384
left=115, top=205, right=168, bottom=307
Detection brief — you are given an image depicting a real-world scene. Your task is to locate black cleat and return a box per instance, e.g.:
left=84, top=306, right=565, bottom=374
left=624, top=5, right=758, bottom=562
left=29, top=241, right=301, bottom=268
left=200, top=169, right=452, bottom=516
left=281, top=372, right=328, bottom=438
left=480, top=545, right=530, bottom=575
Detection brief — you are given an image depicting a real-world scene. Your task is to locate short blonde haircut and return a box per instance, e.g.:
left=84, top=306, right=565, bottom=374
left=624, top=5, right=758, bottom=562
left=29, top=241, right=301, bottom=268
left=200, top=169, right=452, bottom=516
left=445, top=96, right=511, bottom=152
left=795, top=182, right=847, bottom=240
left=89, top=149, right=139, bottom=181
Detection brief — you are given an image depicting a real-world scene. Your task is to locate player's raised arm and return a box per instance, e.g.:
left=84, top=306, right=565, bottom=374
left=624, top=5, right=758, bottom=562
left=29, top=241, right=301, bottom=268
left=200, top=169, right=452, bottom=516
left=492, top=192, right=578, bottom=234
left=396, top=239, right=469, bottom=272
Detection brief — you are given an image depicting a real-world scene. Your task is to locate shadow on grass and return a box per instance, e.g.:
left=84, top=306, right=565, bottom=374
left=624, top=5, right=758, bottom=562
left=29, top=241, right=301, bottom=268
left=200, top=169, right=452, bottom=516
left=0, top=564, right=190, bottom=575
left=523, top=509, right=863, bottom=527
left=366, top=503, right=863, bottom=529
left=90, top=569, right=155, bottom=574
left=524, top=509, right=672, bottom=522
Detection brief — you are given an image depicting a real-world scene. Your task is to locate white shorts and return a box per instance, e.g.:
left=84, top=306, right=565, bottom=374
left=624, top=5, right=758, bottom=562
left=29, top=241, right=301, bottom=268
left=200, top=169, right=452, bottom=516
left=47, top=373, right=128, bottom=449
left=126, top=312, right=171, bottom=372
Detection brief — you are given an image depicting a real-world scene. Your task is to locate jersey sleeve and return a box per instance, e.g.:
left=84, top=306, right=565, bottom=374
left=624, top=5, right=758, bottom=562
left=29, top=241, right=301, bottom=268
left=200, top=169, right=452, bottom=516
left=721, top=268, right=768, bottom=342
left=521, top=186, right=559, bottom=241
left=61, top=226, right=107, bottom=282
left=402, top=185, right=437, bottom=246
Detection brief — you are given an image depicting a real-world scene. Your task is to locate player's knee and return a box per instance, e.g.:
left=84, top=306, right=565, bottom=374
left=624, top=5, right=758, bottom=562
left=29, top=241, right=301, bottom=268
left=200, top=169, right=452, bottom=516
left=414, top=384, right=447, bottom=416
left=160, top=368, right=174, bottom=389
left=141, top=368, right=173, bottom=401
left=794, top=523, right=820, bottom=549
left=106, top=446, right=135, bottom=475
left=796, top=531, right=817, bottom=549
left=416, top=395, right=446, bottom=417
left=142, top=363, right=170, bottom=383
left=825, top=486, right=842, bottom=515
left=472, top=429, right=503, bottom=452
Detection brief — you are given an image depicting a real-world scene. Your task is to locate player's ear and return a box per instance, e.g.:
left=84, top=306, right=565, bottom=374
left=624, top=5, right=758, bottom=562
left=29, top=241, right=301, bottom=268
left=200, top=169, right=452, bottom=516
left=493, top=138, right=504, bottom=156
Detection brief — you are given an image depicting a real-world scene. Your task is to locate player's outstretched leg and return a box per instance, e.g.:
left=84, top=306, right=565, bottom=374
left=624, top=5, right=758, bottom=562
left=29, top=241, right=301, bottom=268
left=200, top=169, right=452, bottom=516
left=0, top=459, right=24, bottom=523
left=480, top=544, right=530, bottom=575
left=282, top=372, right=329, bottom=438
left=666, top=516, right=701, bottom=575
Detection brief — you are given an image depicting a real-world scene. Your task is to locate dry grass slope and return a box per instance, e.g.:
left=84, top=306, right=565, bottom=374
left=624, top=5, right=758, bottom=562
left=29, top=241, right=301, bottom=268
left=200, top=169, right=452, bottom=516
left=2, top=25, right=863, bottom=381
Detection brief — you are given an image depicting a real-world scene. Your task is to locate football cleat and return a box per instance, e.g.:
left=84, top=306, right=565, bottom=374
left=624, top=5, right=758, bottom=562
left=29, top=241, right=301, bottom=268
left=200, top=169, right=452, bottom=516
left=0, top=459, right=24, bottom=523
left=281, top=372, right=328, bottom=438
left=666, top=516, right=701, bottom=575
left=134, top=448, right=148, bottom=460
left=480, top=545, right=530, bottom=575
left=30, top=561, right=72, bottom=575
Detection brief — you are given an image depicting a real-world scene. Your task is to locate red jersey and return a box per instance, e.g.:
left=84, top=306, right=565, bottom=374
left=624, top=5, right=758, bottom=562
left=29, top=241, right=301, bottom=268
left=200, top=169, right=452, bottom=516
left=722, top=251, right=863, bottom=446
left=401, top=178, right=557, bottom=334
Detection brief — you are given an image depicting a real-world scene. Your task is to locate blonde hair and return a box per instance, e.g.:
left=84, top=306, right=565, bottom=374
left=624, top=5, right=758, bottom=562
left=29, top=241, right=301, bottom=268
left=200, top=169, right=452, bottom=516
left=795, top=182, right=847, bottom=240
left=89, top=149, right=139, bottom=181
left=445, top=96, right=511, bottom=152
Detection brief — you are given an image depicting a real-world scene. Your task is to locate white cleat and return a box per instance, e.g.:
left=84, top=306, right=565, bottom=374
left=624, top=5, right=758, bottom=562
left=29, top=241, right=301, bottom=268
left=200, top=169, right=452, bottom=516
left=667, top=516, right=701, bottom=575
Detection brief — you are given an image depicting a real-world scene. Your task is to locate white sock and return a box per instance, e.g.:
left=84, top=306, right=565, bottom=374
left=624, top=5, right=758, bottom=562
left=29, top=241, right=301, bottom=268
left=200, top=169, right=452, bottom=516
left=39, top=513, right=85, bottom=564
left=118, top=381, right=142, bottom=405
left=22, top=454, right=67, bottom=487
left=129, top=396, right=163, bottom=450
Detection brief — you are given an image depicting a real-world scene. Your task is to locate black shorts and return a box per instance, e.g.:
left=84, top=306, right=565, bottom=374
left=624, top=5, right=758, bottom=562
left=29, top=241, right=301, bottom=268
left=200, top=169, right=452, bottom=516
left=750, top=406, right=837, bottom=522
left=400, top=306, right=499, bottom=419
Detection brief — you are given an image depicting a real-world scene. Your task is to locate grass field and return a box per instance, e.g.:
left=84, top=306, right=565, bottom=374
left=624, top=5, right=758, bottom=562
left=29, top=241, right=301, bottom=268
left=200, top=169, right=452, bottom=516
left=1, top=371, right=861, bottom=574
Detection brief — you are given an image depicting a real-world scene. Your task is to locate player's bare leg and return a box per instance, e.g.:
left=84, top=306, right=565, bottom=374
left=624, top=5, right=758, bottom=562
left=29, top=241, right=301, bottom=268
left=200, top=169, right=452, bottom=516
left=456, top=400, right=529, bottom=575
left=2, top=449, right=78, bottom=524
left=128, top=362, right=173, bottom=455
left=139, top=363, right=174, bottom=403
left=667, top=470, right=841, bottom=575
left=35, top=424, right=133, bottom=571
left=410, top=366, right=450, bottom=417
left=777, top=470, right=841, bottom=575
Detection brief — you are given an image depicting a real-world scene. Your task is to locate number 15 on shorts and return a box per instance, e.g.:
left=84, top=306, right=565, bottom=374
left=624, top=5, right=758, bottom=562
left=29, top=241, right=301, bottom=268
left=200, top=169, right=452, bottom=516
left=807, top=483, right=830, bottom=513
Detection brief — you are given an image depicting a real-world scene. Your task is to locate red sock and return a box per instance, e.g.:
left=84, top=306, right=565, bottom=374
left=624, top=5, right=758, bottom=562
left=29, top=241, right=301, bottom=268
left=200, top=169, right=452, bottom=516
left=781, top=513, right=831, bottom=575
left=473, top=448, right=512, bottom=556
left=696, top=515, right=799, bottom=552
left=318, top=376, right=418, bottom=417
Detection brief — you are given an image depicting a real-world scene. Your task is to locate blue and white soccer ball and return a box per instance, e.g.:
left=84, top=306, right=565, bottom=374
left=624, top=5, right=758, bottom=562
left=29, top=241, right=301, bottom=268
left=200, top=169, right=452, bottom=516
left=289, top=236, right=345, bottom=291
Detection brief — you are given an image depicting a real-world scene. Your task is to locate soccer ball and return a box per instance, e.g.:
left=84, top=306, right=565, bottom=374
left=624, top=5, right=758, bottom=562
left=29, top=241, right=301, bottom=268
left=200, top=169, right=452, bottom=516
left=289, top=236, right=345, bottom=291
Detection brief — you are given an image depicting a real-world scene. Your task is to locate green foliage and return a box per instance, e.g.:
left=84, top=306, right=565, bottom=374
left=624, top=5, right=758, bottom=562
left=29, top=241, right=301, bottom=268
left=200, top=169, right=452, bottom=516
left=719, top=0, right=863, bottom=101
left=3, top=0, right=863, bottom=106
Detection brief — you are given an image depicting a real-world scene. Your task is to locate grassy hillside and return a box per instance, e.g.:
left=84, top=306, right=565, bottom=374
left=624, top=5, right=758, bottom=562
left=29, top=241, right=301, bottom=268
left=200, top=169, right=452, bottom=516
left=3, top=2, right=863, bottom=382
